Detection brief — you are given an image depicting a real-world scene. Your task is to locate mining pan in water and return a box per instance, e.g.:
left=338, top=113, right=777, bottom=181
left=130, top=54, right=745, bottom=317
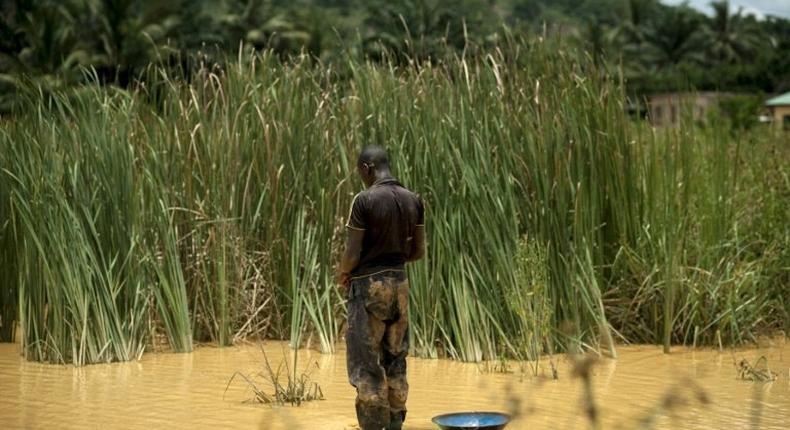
left=432, top=411, right=510, bottom=430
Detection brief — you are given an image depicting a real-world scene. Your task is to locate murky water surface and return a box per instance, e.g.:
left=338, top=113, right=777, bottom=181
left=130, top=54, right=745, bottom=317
left=0, top=340, right=787, bottom=429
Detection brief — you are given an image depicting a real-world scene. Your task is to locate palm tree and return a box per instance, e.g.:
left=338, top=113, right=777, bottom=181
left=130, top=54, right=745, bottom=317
left=642, top=5, right=706, bottom=70
left=210, top=0, right=321, bottom=57
left=80, top=0, right=182, bottom=85
left=0, top=1, right=95, bottom=112
left=619, top=0, right=660, bottom=48
left=611, top=0, right=671, bottom=82
left=706, top=0, right=762, bottom=64
left=362, top=0, right=496, bottom=62
left=763, top=16, right=790, bottom=92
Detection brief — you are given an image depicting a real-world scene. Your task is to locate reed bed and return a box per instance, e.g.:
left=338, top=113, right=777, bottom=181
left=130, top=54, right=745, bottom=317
left=0, top=39, right=787, bottom=364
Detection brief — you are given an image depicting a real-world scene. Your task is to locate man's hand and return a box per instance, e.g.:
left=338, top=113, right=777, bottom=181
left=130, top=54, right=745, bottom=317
left=336, top=270, right=351, bottom=295
left=338, top=228, right=364, bottom=296
left=406, top=225, right=426, bottom=262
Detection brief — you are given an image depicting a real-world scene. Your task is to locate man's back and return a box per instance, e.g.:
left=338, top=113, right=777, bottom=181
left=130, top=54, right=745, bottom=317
left=347, top=178, right=424, bottom=277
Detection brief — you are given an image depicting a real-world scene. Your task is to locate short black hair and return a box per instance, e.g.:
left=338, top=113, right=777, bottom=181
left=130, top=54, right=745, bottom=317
left=358, top=145, right=389, bottom=169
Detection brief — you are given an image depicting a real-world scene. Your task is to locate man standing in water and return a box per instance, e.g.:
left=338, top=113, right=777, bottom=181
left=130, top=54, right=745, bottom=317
left=337, top=146, right=426, bottom=430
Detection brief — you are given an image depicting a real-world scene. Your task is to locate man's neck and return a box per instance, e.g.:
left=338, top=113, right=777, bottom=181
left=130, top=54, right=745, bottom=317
left=371, top=169, right=394, bottom=186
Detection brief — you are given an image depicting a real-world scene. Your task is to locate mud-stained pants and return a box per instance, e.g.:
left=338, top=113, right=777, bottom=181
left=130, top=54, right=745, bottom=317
left=346, top=270, right=409, bottom=430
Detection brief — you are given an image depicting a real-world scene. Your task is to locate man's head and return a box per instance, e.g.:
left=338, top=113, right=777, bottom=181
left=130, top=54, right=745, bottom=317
left=357, top=145, right=390, bottom=187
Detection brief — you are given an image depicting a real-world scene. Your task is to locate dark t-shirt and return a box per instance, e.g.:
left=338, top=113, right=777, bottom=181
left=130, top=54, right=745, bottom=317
left=346, top=178, right=424, bottom=277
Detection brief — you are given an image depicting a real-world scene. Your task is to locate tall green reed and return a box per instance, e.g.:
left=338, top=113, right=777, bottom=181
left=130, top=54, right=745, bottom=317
left=0, top=131, right=19, bottom=342
left=1, top=40, right=786, bottom=365
left=3, top=88, right=150, bottom=363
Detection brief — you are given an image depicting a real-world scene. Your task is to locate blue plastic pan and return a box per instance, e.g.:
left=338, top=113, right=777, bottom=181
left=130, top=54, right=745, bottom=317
left=431, top=411, right=510, bottom=430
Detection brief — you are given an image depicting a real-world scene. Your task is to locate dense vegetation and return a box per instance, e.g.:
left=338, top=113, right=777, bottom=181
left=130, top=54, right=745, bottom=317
left=2, top=0, right=790, bottom=114
left=1, top=36, right=787, bottom=364
left=1, top=0, right=788, bottom=364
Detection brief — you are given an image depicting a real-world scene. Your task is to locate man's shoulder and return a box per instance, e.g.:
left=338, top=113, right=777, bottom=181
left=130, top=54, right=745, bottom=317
left=383, top=183, right=421, bottom=201
left=395, top=184, right=422, bottom=202
left=399, top=185, right=422, bottom=202
left=355, top=188, right=376, bottom=205
left=363, top=181, right=422, bottom=206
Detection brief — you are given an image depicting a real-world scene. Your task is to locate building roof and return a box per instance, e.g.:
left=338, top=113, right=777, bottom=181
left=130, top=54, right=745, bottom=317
left=649, top=91, right=723, bottom=101
left=766, top=92, right=790, bottom=106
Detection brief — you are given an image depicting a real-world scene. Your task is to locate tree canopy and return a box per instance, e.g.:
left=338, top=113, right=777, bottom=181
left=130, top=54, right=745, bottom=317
left=1, top=0, right=788, bottom=112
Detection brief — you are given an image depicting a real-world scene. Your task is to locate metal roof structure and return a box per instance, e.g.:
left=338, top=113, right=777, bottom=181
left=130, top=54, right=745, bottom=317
left=766, top=92, right=790, bottom=106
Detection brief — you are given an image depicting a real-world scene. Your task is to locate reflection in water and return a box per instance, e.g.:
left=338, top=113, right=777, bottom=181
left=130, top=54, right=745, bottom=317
left=0, top=341, right=787, bottom=429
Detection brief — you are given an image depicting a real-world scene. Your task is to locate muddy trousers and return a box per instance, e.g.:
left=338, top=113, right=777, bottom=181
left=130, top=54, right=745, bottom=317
left=346, top=270, right=410, bottom=430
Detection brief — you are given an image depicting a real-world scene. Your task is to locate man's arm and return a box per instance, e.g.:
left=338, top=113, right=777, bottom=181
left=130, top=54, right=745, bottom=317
left=338, top=193, right=367, bottom=288
left=406, top=225, right=425, bottom=262
left=337, top=228, right=365, bottom=287
left=407, top=197, right=426, bottom=262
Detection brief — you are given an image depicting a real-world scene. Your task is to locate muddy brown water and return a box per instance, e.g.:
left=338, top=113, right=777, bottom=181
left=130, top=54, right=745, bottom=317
left=0, top=340, right=787, bottom=430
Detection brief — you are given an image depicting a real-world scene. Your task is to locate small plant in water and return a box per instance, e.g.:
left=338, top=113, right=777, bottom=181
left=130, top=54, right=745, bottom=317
left=225, top=345, right=324, bottom=406
left=478, top=357, right=514, bottom=374
left=735, top=356, right=778, bottom=382
left=548, top=359, right=559, bottom=380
